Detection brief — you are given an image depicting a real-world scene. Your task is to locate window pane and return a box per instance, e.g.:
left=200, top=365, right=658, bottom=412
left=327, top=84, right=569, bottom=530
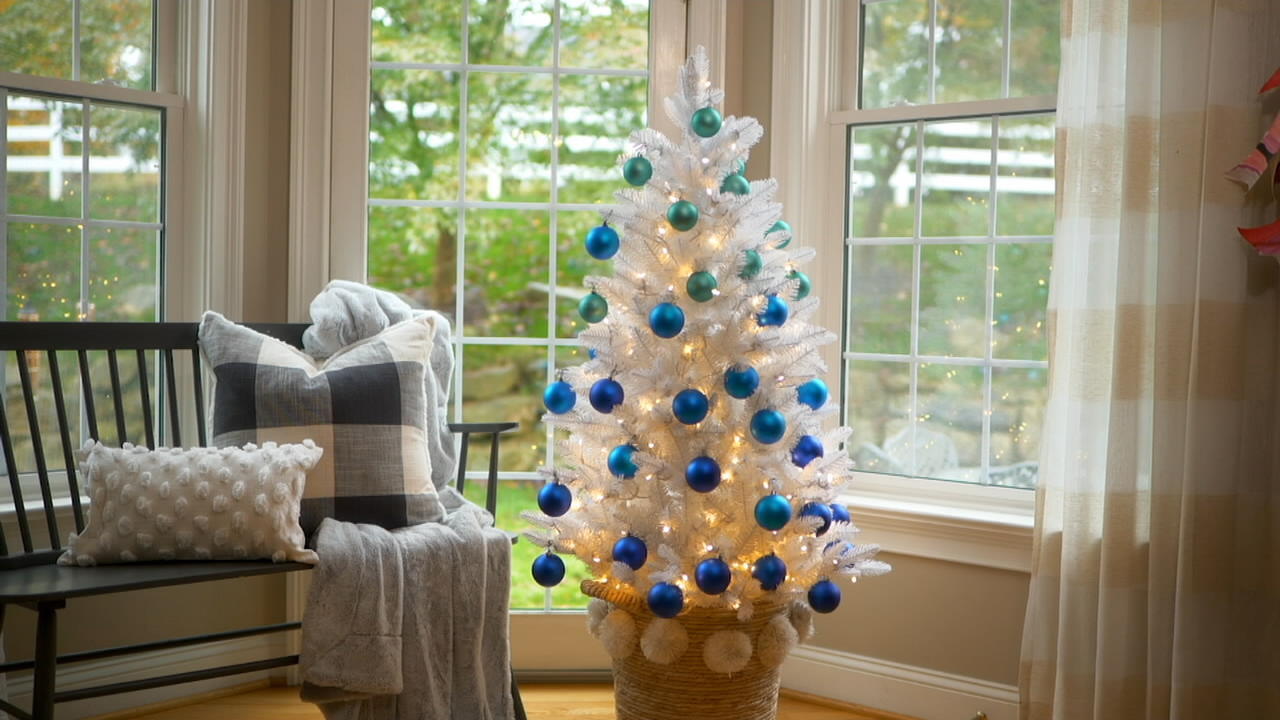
left=922, top=119, right=991, bottom=237
left=5, top=222, right=82, bottom=322
left=860, top=0, right=929, bottom=109
left=992, top=243, right=1050, bottom=361
left=996, top=114, right=1055, bottom=236
left=556, top=210, right=612, bottom=339
left=80, top=0, right=153, bottom=90
left=559, top=0, right=649, bottom=70
left=848, top=244, right=913, bottom=355
left=847, top=360, right=911, bottom=475
left=464, top=208, right=550, bottom=338
left=914, top=362, right=983, bottom=481
left=88, top=226, right=157, bottom=322
left=557, top=73, right=647, bottom=204
left=467, top=0, right=554, bottom=67
left=371, top=0, right=463, bottom=64
left=990, top=367, right=1045, bottom=487
left=934, top=0, right=1005, bottom=104
left=919, top=244, right=986, bottom=357
left=849, top=123, right=917, bottom=238
left=88, top=102, right=160, bottom=223
left=6, top=94, right=83, bottom=218
left=367, top=205, right=459, bottom=319
left=1010, top=0, right=1061, bottom=98
left=0, top=1, right=74, bottom=81
left=466, top=72, right=553, bottom=202
left=370, top=69, right=461, bottom=201
left=461, top=344, right=548, bottom=474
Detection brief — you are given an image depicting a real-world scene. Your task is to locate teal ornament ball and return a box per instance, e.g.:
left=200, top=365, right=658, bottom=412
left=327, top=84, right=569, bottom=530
left=578, top=291, right=608, bottom=323
left=648, top=302, right=685, bottom=338
left=768, top=219, right=792, bottom=248
left=755, top=493, right=793, bottom=531
left=686, top=271, right=718, bottom=302
left=691, top=106, right=723, bottom=138
left=736, top=158, right=748, bottom=175
left=739, top=249, right=763, bottom=279
left=667, top=200, right=700, bottom=232
left=720, top=173, right=750, bottom=196
left=608, top=444, right=639, bottom=478
left=622, top=156, right=653, bottom=186
left=789, top=269, right=811, bottom=300
left=750, top=408, right=787, bottom=444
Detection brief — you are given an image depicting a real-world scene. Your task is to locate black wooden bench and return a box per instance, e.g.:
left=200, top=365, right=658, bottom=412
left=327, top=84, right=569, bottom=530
left=0, top=321, right=524, bottom=720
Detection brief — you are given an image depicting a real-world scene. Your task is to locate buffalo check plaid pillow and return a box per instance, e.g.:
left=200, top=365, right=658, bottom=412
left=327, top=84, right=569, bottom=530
left=199, top=311, right=445, bottom=537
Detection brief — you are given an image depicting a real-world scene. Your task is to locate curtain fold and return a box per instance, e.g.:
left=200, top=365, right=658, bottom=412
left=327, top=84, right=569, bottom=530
left=1020, top=1, right=1280, bottom=718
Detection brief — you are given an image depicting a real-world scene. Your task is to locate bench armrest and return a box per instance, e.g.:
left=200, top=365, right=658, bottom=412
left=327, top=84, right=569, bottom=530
left=447, top=422, right=520, bottom=517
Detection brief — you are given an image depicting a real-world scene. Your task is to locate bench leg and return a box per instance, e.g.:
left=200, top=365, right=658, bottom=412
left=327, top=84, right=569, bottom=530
left=32, top=602, right=59, bottom=720
left=510, top=668, right=527, bottom=720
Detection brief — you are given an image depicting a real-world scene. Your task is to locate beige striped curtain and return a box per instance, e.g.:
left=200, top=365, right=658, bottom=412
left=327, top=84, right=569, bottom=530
left=1019, top=1, right=1280, bottom=718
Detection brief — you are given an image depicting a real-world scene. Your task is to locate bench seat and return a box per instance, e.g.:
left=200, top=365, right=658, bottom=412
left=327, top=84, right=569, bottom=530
left=0, top=560, right=312, bottom=604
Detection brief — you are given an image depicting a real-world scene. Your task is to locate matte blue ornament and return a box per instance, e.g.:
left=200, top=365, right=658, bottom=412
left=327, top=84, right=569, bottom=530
left=612, top=535, right=648, bottom=570
left=648, top=302, right=685, bottom=338
left=647, top=582, right=685, bottom=618
left=796, top=379, right=829, bottom=410
left=724, top=365, right=760, bottom=399
left=579, top=291, right=608, bottom=323
left=531, top=552, right=566, bottom=587
left=720, top=173, right=750, bottom=196
left=686, top=271, right=718, bottom=302
left=672, top=389, right=709, bottom=425
left=767, top=219, right=792, bottom=248
left=584, top=224, right=620, bottom=260
left=800, top=502, right=834, bottom=536
left=690, top=107, right=723, bottom=138
left=666, top=200, right=700, bottom=232
left=685, top=456, right=722, bottom=493
left=739, top=249, right=763, bottom=279
left=757, top=294, right=790, bottom=327
left=589, top=378, right=624, bottom=413
left=537, top=482, right=572, bottom=517
left=789, top=269, right=812, bottom=300
left=587, top=348, right=598, bottom=359
left=791, top=435, right=824, bottom=468
left=622, top=156, right=653, bottom=186
left=808, top=579, right=842, bottom=614
left=695, top=557, right=733, bottom=595
left=750, top=409, right=787, bottom=444
left=752, top=554, right=788, bottom=591
left=754, top=493, right=792, bottom=531
left=543, top=381, right=576, bottom=414
left=830, top=502, right=851, bottom=525
left=607, top=444, right=639, bottom=478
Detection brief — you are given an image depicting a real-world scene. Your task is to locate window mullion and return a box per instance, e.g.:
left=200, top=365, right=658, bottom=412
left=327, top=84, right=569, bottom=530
left=1001, top=0, right=1012, bottom=98
left=909, top=120, right=925, bottom=477
left=1, top=86, right=7, bottom=323
left=981, top=116, right=999, bottom=485
left=80, top=100, right=91, bottom=320
left=72, top=0, right=82, bottom=83
left=454, top=0, right=471, bottom=427
left=926, top=0, right=937, bottom=105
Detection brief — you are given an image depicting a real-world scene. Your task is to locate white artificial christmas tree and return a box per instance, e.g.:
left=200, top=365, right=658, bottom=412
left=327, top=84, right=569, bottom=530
left=527, top=49, right=889, bottom=663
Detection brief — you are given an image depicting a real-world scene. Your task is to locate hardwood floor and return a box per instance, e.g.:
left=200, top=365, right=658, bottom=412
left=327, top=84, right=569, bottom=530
left=119, top=683, right=910, bottom=720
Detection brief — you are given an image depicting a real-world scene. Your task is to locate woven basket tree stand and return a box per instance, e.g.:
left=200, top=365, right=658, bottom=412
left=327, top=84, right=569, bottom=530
left=582, top=579, right=797, bottom=720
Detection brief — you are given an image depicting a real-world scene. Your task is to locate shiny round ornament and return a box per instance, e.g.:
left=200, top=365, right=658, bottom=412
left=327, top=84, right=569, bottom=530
left=789, top=270, right=812, bottom=300
left=536, top=482, right=572, bottom=517
left=752, top=554, right=788, bottom=591
left=622, top=156, right=653, bottom=186
left=542, top=381, right=576, bottom=414
left=754, top=493, right=793, bottom=531
left=695, top=557, right=733, bottom=595
left=584, top=224, right=620, bottom=260
left=791, top=435, right=824, bottom=468
left=672, top=389, right=709, bottom=425
left=647, top=582, right=685, bottom=618
left=690, top=107, right=723, bottom=138
left=588, top=378, right=624, bottom=413
left=767, top=219, right=792, bottom=248
left=750, top=409, right=787, bottom=444
left=686, top=271, right=718, bottom=302
left=723, top=365, right=760, bottom=399
left=739, top=249, right=763, bottom=279
left=532, top=552, right=566, bottom=587
left=830, top=502, right=851, bottom=525
left=607, top=444, right=639, bottom=478
left=666, top=200, right=700, bottom=232
left=800, top=502, right=834, bottom=536
left=685, top=456, right=722, bottom=493
left=720, top=173, right=750, bottom=196
left=736, top=158, right=748, bottom=175
left=796, top=379, right=829, bottom=410
left=648, top=302, right=685, bottom=338
left=757, top=294, right=790, bottom=327
left=612, top=535, right=648, bottom=570
left=808, top=579, right=842, bottom=614
left=578, top=292, right=608, bottom=324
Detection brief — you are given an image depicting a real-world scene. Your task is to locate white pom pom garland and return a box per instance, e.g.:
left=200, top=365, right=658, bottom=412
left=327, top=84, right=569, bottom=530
left=702, top=630, right=753, bottom=674
left=640, top=618, right=689, bottom=665
left=788, top=602, right=815, bottom=642
left=587, top=598, right=612, bottom=638
left=755, top=614, right=798, bottom=668
left=600, top=609, right=638, bottom=659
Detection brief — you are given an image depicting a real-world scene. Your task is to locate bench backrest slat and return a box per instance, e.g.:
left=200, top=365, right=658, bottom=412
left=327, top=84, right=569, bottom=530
left=163, top=348, right=182, bottom=448
left=106, top=349, right=128, bottom=446
left=137, top=349, right=156, bottom=449
left=46, top=351, right=86, bottom=533
left=16, top=353, right=59, bottom=549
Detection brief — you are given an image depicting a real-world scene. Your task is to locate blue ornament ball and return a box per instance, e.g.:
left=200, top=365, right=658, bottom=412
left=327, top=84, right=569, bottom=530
left=584, top=224, right=620, bottom=260
left=607, top=444, right=639, bottom=478
left=531, top=553, right=566, bottom=587
left=690, top=107, right=723, bottom=138
left=649, top=302, right=686, bottom=338
left=543, top=381, right=576, bottom=414
left=695, top=557, right=733, bottom=595
left=808, top=579, right=842, bottom=614
left=767, top=219, right=792, bottom=248
left=537, top=482, right=572, bottom=517
left=800, top=502, right=834, bottom=536
left=672, top=389, right=709, bottom=425
left=791, top=435, right=824, bottom=468
left=587, top=348, right=598, bottom=360
left=750, top=409, right=787, bottom=444
left=612, top=535, right=648, bottom=570
left=622, top=156, right=653, bottom=186
left=666, top=200, right=700, bottom=232
left=720, top=173, right=750, bottom=196
left=685, top=456, right=722, bottom=493
left=830, top=502, right=852, bottom=525
left=589, top=378, right=624, bottom=413
left=752, top=554, right=788, bottom=591
left=796, top=379, right=829, bottom=410
left=755, top=493, right=793, bottom=531
left=647, top=582, right=685, bottom=618
left=757, top=294, right=790, bottom=327
left=724, top=365, right=760, bottom=399
left=579, top=292, right=608, bottom=323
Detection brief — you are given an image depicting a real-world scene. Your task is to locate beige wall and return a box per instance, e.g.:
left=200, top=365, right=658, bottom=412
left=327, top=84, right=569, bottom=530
left=722, top=0, right=773, bottom=180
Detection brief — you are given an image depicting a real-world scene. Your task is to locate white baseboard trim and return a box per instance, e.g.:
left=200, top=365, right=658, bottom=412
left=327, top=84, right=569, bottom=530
left=4, top=634, right=289, bottom=720
left=780, top=644, right=1019, bottom=720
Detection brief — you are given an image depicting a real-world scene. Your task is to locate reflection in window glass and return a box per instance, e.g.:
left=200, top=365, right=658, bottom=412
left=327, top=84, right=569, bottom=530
left=559, top=0, right=649, bottom=69
left=463, top=209, right=551, bottom=337
left=80, top=0, right=153, bottom=90
left=921, top=119, right=992, bottom=237
left=370, top=70, right=461, bottom=201
left=849, top=123, right=917, bottom=238
left=860, top=0, right=929, bottom=109
left=847, top=244, right=913, bottom=355
left=88, top=102, right=160, bottom=223
left=6, top=94, right=83, bottom=218
left=466, top=72, right=554, bottom=202
left=0, top=1, right=75, bottom=81
left=372, top=0, right=463, bottom=64
left=933, top=0, right=1004, bottom=104
left=468, top=0, right=555, bottom=67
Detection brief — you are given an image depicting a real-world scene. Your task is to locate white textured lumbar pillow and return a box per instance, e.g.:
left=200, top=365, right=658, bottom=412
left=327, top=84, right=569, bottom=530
left=59, top=441, right=323, bottom=566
